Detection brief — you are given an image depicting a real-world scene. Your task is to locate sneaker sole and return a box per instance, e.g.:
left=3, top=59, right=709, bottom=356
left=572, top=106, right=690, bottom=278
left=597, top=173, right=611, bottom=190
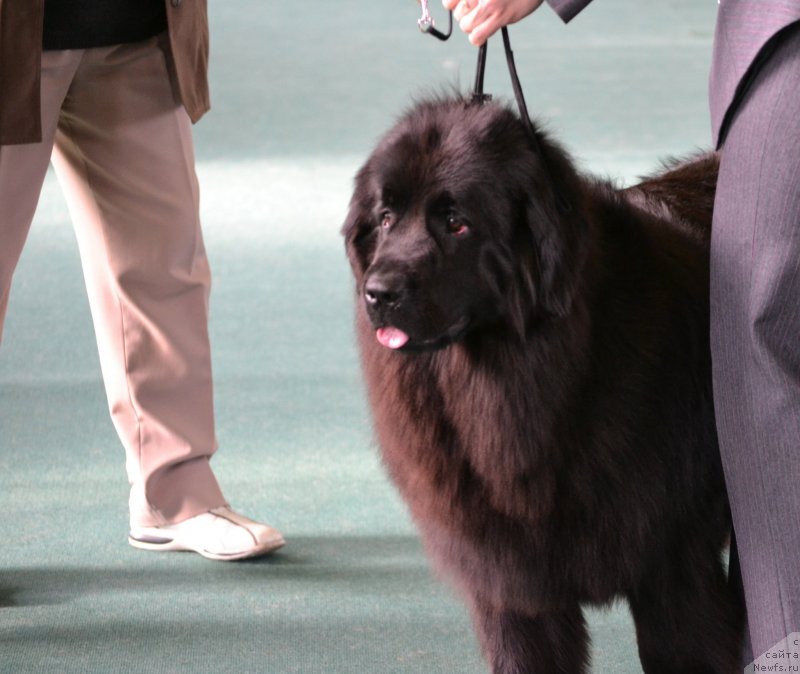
left=128, top=533, right=286, bottom=561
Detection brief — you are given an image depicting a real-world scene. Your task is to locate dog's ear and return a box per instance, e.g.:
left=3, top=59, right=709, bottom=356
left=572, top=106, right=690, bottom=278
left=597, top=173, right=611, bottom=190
left=521, top=136, right=589, bottom=319
left=341, top=170, right=378, bottom=285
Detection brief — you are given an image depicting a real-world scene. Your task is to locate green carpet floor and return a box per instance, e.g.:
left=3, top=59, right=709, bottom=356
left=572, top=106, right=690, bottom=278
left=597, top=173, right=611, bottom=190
left=1, top=1, right=717, bottom=671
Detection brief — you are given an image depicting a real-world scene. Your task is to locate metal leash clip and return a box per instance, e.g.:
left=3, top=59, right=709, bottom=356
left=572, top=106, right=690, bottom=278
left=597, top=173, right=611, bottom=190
left=417, top=0, right=453, bottom=41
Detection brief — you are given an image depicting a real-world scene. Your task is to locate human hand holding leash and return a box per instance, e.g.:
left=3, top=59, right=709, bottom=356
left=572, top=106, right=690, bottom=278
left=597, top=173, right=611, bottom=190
left=443, top=0, right=544, bottom=45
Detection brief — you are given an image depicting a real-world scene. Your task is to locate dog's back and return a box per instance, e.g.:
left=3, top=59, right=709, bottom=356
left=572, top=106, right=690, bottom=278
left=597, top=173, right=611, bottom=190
left=623, top=152, right=719, bottom=242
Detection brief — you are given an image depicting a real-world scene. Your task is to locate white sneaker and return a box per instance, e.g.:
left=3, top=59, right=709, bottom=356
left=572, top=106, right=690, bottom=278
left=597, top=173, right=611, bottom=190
left=129, top=506, right=285, bottom=561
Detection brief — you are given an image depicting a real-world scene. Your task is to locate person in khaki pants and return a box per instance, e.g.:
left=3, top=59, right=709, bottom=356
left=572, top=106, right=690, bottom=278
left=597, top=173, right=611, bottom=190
left=0, top=0, right=284, bottom=560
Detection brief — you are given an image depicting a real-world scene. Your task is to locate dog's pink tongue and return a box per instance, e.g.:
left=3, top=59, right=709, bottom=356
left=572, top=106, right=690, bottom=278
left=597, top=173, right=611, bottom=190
left=376, top=327, right=409, bottom=350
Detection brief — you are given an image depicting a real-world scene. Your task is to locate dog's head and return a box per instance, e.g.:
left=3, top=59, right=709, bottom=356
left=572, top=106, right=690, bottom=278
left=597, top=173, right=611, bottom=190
left=343, top=97, right=586, bottom=352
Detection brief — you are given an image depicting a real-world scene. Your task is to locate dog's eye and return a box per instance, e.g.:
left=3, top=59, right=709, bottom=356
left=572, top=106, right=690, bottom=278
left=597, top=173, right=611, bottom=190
left=380, top=211, right=392, bottom=229
left=446, top=216, right=468, bottom=236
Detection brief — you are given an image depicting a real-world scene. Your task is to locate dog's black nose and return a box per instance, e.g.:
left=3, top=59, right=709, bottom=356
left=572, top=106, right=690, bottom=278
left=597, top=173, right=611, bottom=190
left=364, top=273, right=405, bottom=309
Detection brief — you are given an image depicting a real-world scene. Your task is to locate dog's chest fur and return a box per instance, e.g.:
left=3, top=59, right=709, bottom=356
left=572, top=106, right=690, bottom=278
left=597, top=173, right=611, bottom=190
left=356, top=304, right=674, bottom=608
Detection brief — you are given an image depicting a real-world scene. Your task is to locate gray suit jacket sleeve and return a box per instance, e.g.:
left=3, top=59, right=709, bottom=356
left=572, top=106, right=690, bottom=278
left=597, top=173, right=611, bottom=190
left=710, top=0, right=800, bottom=147
left=545, top=0, right=593, bottom=23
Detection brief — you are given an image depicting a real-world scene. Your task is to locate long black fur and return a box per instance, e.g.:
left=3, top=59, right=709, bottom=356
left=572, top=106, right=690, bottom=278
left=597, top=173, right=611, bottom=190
left=342, top=96, right=743, bottom=673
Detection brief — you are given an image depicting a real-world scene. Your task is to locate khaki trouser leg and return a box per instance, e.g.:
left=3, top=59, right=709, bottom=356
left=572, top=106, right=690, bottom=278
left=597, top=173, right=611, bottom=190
left=4, top=37, right=226, bottom=528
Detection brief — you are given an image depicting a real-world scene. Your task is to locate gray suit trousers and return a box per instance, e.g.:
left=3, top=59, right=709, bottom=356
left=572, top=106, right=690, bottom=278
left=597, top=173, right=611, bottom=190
left=711, top=21, right=800, bottom=663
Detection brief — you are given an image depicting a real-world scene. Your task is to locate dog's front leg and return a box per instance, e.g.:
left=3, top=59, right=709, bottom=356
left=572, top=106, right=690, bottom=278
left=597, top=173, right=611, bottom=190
left=469, top=596, right=590, bottom=673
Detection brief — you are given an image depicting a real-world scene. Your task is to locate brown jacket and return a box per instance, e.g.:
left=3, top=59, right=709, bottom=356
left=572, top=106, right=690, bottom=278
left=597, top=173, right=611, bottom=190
left=0, top=0, right=210, bottom=145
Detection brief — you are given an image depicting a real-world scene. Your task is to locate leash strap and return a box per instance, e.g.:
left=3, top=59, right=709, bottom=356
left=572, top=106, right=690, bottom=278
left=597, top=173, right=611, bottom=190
left=417, top=10, right=570, bottom=212
left=472, top=28, right=542, bottom=158
left=471, top=27, right=570, bottom=213
left=472, top=42, right=490, bottom=103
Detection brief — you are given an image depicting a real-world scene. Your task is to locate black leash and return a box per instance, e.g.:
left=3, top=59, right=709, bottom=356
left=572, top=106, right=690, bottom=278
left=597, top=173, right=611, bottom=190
left=416, top=4, right=537, bottom=143
left=472, top=41, right=490, bottom=103
left=417, top=6, right=569, bottom=213
left=471, top=27, right=539, bottom=147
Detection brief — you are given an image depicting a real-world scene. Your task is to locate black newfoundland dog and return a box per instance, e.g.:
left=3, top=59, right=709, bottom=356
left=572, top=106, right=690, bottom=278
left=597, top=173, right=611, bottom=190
left=342, top=97, right=743, bottom=673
